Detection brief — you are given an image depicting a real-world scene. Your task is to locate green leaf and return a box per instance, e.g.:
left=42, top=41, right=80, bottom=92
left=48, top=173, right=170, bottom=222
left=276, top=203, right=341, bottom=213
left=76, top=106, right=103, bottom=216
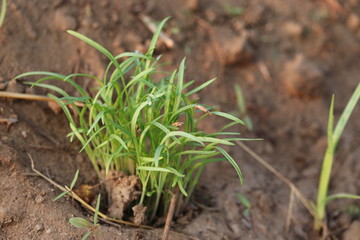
left=237, top=194, right=251, bottom=208
left=109, top=134, right=129, bottom=150
left=53, top=191, right=68, bottom=202
left=327, top=95, right=335, bottom=147
left=15, top=71, right=66, bottom=81
left=70, top=169, right=79, bottom=189
left=172, top=58, right=185, bottom=114
left=211, top=111, right=245, bottom=125
left=81, top=231, right=92, bottom=240
left=326, top=193, right=360, bottom=203
left=216, top=146, right=243, bottom=184
left=67, top=30, right=121, bottom=72
left=177, top=179, right=188, bottom=197
left=332, top=83, right=360, bottom=148
left=186, top=78, right=216, bottom=96
left=147, top=17, right=171, bottom=55
left=137, top=166, right=185, bottom=177
left=196, top=137, right=234, bottom=146
left=93, top=194, right=101, bottom=225
left=154, top=145, right=165, bottom=167
left=160, top=131, right=204, bottom=146
left=69, top=217, right=93, bottom=228
left=0, top=0, right=7, bottom=27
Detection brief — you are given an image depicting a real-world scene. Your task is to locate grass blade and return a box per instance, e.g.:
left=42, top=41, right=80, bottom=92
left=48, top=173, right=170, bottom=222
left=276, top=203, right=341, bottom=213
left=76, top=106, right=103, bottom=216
left=211, top=111, right=245, bottom=125
left=332, top=83, right=360, bottom=148
left=0, top=0, right=6, bottom=27
left=70, top=169, right=79, bottom=189
left=69, top=217, right=93, bottom=228
left=186, top=78, right=216, bottom=96
left=326, top=193, right=360, bottom=203
left=216, top=146, right=243, bottom=184
left=136, top=166, right=185, bottom=177
left=94, top=194, right=101, bottom=225
left=67, top=30, right=121, bottom=72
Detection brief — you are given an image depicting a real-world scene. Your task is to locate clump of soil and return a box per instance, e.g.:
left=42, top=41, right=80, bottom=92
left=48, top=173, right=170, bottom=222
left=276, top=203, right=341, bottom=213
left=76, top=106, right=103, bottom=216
left=103, top=171, right=142, bottom=222
left=282, top=54, right=325, bottom=99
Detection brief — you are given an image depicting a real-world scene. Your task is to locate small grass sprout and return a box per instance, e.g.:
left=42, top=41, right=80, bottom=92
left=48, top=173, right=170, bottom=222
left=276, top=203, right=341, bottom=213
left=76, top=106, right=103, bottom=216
left=237, top=193, right=251, bottom=218
left=234, top=83, right=253, bottom=131
left=69, top=194, right=101, bottom=240
left=16, top=17, right=247, bottom=221
left=315, top=83, right=360, bottom=230
left=53, top=169, right=79, bottom=202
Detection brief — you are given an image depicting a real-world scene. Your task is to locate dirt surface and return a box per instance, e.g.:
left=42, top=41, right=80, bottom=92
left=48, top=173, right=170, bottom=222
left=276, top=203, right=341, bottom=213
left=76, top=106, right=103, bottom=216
left=1, top=0, right=360, bottom=239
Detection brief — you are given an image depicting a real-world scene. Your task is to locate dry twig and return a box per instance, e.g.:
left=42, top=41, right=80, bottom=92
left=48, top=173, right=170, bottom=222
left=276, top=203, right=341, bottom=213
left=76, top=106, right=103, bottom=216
left=28, top=154, right=153, bottom=229
left=139, top=14, right=175, bottom=49
left=235, top=141, right=325, bottom=232
left=162, top=187, right=179, bottom=240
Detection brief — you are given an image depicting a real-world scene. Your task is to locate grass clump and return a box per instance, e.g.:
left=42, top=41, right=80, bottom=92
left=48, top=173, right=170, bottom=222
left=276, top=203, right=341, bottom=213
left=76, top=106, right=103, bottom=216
left=16, top=18, right=246, bottom=221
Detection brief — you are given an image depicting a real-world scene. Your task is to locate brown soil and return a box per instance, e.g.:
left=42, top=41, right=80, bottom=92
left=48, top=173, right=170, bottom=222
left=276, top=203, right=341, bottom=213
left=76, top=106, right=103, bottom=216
left=1, top=0, right=360, bottom=239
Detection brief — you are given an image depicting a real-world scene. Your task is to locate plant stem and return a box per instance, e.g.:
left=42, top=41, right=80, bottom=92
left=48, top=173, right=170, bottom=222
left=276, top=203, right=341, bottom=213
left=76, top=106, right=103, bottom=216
left=315, top=147, right=334, bottom=230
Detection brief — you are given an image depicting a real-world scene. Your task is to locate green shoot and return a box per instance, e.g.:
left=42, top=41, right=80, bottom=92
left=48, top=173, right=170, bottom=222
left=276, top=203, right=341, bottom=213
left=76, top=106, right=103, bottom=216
left=222, top=3, right=244, bottom=17
left=53, top=169, right=79, bottom=201
left=234, top=83, right=253, bottom=130
left=237, top=193, right=251, bottom=218
left=69, top=194, right=101, bottom=240
left=315, top=83, right=360, bottom=230
left=16, top=17, right=248, bottom=221
left=0, top=0, right=6, bottom=27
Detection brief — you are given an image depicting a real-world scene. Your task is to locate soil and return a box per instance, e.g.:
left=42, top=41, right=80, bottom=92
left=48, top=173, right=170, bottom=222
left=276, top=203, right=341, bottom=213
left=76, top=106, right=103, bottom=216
left=1, top=0, right=360, bottom=239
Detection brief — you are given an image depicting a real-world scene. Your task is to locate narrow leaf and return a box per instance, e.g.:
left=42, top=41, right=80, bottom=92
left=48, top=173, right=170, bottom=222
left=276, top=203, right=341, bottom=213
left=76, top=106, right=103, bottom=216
left=70, top=169, right=79, bottom=189
left=94, top=194, right=101, bottom=225
left=69, top=217, right=93, bottom=228
left=216, top=146, right=243, bottom=184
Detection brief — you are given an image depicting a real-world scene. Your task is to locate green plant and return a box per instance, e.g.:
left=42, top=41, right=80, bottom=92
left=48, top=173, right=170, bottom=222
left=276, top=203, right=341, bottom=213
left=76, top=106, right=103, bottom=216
left=0, top=0, right=6, bottom=27
left=315, top=83, right=360, bottom=230
left=16, top=18, right=247, bottom=221
left=234, top=83, right=253, bottom=131
left=222, top=3, right=244, bottom=17
left=53, top=169, right=80, bottom=202
left=237, top=193, right=251, bottom=218
left=69, top=194, right=101, bottom=240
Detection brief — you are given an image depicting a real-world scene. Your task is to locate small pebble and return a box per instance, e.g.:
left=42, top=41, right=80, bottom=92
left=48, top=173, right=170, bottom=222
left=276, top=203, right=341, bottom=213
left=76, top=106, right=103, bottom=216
left=35, top=223, right=45, bottom=232
left=6, top=79, right=25, bottom=93
left=282, top=21, right=304, bottom=38
left=282, top=54, right=324, bottom=99
left=92, top=22, right=100, bottom=29
left=54, top=8, right=77, bottom=31
left=186, top=0, right=199, bottom=11
left=21, top=131, right=27, bottom=138
left=221, top=32, right=254, bottom=65
left=347, top=13, right=360, bottom=31
left=35, top=195, right=45, bottom=204
left=0, top=82, right=6, bottom=90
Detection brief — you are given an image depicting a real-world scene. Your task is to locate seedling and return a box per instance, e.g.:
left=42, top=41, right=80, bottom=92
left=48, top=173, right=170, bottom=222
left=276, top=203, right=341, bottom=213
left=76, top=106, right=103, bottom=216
left=0, top=0, right=6, bottom=27
left=53, top=169, right=79, bottom=202
left=315, top=83, right=360, bottom=230
left=222, top=3, right=244, bottom=17
left=234, top=83, right=253, bottom=131
left=69, top=194, right=101, bottom=240
left=17, top=18, right=247, bottom=221
left=237, top=193, right=251, bottom=218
